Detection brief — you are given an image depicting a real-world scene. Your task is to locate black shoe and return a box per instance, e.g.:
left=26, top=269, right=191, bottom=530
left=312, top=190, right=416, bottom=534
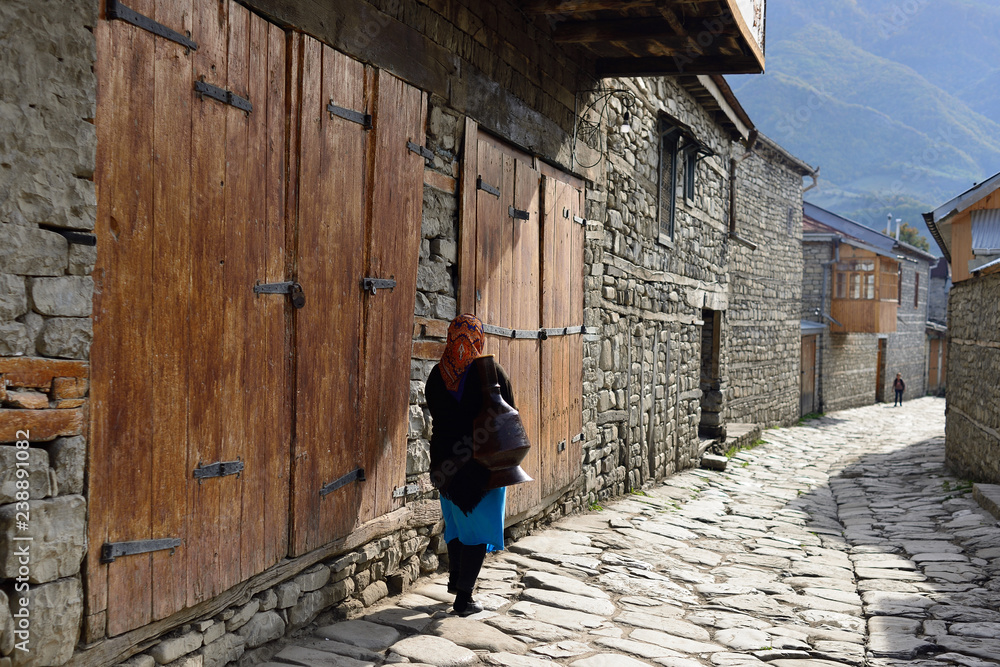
left=452, top=598, right=484, bottom=617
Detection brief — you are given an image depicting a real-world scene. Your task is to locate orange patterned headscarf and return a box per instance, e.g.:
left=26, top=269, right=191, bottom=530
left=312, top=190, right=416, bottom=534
left=440, top=314, right=485, bottom=391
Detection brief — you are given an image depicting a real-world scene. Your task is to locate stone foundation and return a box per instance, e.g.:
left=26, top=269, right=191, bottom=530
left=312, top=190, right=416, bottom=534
left=945, top=272, right=1000, bottom=483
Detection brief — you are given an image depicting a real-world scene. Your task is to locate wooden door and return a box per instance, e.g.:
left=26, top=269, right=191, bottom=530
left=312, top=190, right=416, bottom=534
left=800, top=335, right=817, bottom=416
left=289, top=36, right=427, bottom=556
left=472, top=137, right=543, bottom=518
left=540, top=174, right=585, bottom=499
left=91, top=0, right=290, bottom=636
left=876, top=338, right=887, bottom=402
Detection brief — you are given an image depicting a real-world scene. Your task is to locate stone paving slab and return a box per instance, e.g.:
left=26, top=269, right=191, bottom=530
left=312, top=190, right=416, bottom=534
left=267, top=398, right=1000, bottom=667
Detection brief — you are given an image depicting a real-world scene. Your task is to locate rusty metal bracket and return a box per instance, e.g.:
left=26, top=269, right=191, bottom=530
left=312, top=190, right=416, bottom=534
left=101, top=538, right=181, bottom=564
left=106, top=0, right=197, bottom=51
left=477, top=176, right=500, bottom=198
left=193, top=459, right=244, bottom=481
left=328, top=102, right=372, bottom=129
left=321, top=468, right=366, bottom=498
left=407, top=141, right=434, bottom=160
left=195, top=80, right=251, bottom=113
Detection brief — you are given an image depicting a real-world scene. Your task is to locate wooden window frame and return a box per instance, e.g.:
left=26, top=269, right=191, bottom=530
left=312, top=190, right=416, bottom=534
left=658, top=122, right=680, bottom=243
left=914, top=271, right=920, bottom=308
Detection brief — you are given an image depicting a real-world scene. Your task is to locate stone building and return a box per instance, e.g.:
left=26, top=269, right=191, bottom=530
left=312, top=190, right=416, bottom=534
left=924, top=172, right=1000, bottom=483
left=725, top=136, right=814, bottom=427
left=0, top=1, right=815, bottom=665
left=925, top=259, right=950, bottom=397
left=801, top=203, right=935, bottom=413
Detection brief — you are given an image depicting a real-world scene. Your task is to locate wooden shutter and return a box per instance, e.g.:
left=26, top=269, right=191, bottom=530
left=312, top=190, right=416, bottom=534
left=91, top=0, right=290, bottom=635
left=540, top=174, right=585, bottom=498
left=289, top=36, right=368, bottom=555
left=459, top=125, right=584, bottom=519
left=290, top=43, right=427, bottom=555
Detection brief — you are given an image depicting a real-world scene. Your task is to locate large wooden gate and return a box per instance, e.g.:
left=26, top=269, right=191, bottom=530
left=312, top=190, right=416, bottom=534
left=290, top=36, right=426, bottom=556
left=91, top=0, right=424, bottom=636
left=459, top=126, right=585, bottom=519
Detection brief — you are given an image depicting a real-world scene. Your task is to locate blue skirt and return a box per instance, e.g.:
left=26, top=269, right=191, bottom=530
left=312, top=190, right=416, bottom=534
left=440, top=487, right=506, bottom=552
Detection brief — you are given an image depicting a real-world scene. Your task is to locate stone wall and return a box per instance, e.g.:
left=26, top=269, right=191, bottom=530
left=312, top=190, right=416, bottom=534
left=801, top=242, right=831, bottom=322
left=821, top=333, right=878, bottom=413
left=928, top=272, right=950, bottom=326
left=882, top=258, right=931, bottom=401
left=0, top=1, right=97, bottom=664
left=724, top=138, right=806, bottom=428
left=0, top=0, right=813, bottom=663
left=944, top=272, right=1000, bottom=484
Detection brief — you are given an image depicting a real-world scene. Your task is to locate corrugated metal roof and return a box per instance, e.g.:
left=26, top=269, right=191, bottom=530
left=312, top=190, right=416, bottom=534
left=971, top=209, right=1000, bottom=252
left=972, top=256, right=1000, bottom=274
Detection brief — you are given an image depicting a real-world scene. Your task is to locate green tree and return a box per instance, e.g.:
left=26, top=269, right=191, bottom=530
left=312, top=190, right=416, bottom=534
left=898, top=222, right=930, bottom=251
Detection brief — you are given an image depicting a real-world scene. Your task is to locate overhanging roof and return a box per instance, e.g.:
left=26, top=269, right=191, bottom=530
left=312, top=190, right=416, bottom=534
left=923, top=170, right=1000, bottom=261
left=804, top=202, right=937, bottom=262
left=522, top=0, right=766, bottom=76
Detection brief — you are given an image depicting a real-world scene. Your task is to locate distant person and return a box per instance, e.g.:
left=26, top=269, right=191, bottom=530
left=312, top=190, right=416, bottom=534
left=893, top=373, right=906, bottom=406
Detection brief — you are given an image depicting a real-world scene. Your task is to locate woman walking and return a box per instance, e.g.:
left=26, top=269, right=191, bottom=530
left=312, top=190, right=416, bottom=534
left=425, top=314, right=518, bottom=616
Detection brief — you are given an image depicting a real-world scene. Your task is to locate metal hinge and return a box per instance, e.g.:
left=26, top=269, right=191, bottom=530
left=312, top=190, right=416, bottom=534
left=361, top=277, right=396, bottom=295
left=407, top=141, right=434, bottom=160
left=193, top=459, right=244, bottom=481
left=321, top=468, right=366, bottom=498
left=107, top=0, right=197, bottom=51
left=509, top=206, right=530, bottom=221
left=328, top=101, right=372, bottom=129
left=195, top=80, right=251, bottom=113
left=101, top=537, right=181, bottom=564
left=573, top=215, right=586, bottom=225
left=477, top=176, right=500, bottom=198
left=392, top=483, right=419, bottom=498
left=253, top=281, right=305, bottom=309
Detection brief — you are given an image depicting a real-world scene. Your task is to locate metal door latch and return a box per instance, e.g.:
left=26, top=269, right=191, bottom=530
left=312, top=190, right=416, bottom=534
left=361, top=277, right=396, bottom=295
left=193, top=459, right=244, bottom=481
left=253, top=281, right=305, bottom=309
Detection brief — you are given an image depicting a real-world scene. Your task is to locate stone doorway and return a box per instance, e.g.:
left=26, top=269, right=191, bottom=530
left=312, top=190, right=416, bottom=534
left=699, top=308, right=724, bottom=438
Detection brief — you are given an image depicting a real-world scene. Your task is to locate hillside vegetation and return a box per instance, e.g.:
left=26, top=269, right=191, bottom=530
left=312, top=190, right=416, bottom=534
left=727, top=0, right=1000, bottom=250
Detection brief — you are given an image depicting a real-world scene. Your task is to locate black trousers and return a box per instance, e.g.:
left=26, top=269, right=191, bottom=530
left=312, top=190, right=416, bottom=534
left=447, top=539, right=487, bottom=594
left=894, top=389, right=903, bottom=405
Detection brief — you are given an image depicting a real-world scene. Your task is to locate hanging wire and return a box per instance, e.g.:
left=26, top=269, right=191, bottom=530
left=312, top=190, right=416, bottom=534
left=572, top=87, right=638, bottom=170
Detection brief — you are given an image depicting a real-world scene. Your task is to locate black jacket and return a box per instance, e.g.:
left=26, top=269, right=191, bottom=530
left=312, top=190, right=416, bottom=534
left=425, top=361, right=515, bottom=513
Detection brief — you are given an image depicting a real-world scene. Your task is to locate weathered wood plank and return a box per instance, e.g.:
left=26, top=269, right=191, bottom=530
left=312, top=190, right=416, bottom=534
left=219, top=0, right=251, bottom=595
left=149, top=0, right=193, bottom=623
left=458, top=118, right=478, bottom=314
left=87, top=6, right=116, bottom=630
left=364, top=70, right=426, bottom=520
left=186, top=0, right=229, bottom=607
left=104, top=0, right=157, bottom=635
left=240, top=9, right=269, bottom=582
left=0, top=358, right=88, bottom=390
left=291, top=38, right=367, bottom=555
left=263, top=18, right=291, bottom=574
left=0, top=409, right=84, bottom=442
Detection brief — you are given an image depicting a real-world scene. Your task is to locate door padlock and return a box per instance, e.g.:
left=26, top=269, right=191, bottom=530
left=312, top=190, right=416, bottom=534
left=290, top=283, right=305, bottom=309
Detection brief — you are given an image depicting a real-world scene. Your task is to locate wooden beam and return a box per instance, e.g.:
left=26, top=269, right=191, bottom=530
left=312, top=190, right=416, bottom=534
left=521, top=0, right=656, bottom=15
left=552, top=18, right=683, bottom=45
left=595, top=55, right=759, bottom=76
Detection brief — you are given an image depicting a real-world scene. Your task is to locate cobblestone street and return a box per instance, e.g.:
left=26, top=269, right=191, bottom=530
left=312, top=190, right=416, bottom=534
left=259, top=396, right=1000, bottom=667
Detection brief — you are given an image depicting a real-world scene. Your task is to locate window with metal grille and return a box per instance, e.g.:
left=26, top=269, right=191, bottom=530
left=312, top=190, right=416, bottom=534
left=684, top=148, right=697, bottom=202
left=658, top=122, right=680, bottom=241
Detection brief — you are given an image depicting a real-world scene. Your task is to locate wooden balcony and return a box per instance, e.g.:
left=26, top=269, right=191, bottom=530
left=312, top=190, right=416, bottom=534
left=830, top=299, right=897, bottom=334
left=521, top=0, right=766, bottom=76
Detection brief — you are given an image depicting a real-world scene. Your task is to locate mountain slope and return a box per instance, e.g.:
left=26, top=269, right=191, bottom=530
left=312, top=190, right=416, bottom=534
left=726, top=0, right=1000, bottom=250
